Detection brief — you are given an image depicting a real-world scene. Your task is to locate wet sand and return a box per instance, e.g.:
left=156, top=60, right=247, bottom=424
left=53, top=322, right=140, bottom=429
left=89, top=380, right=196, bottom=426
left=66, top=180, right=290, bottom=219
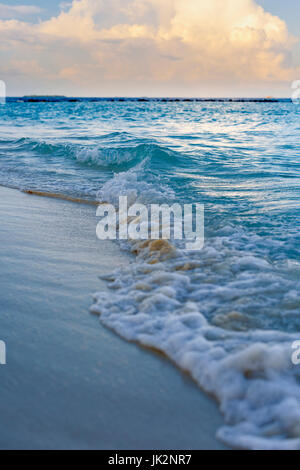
left=0, top=186, right=226, bottom=450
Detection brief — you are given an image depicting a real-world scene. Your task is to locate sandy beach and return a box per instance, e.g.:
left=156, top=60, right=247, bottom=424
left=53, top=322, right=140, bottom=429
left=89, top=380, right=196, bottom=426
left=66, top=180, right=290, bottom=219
left=0, top=186, right=226, bottom=450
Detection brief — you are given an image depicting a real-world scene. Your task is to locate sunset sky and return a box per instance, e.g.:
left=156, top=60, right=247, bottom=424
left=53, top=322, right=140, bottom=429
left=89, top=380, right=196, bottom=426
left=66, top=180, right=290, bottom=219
left=1, top=0, right=299, bottom=97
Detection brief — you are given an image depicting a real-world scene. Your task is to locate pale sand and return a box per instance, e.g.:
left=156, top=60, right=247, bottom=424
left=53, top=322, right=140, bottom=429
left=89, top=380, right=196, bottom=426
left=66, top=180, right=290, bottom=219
left=0, top=186, right=226, bottom=450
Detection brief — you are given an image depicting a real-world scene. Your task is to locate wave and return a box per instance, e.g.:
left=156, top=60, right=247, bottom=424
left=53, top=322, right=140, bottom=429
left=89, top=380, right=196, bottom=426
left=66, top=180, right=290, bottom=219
left=90, top=159, right=300, bottom=450
left=74, top=143, right=179, bottom=169
left=96, top=163, right=176, bottom=206
left=0, top=136, right=180, bottom=171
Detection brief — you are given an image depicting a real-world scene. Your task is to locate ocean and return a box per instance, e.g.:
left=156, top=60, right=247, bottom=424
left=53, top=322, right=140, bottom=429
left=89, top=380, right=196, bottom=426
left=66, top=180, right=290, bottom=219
left=0, top=98, right=300, bottom=449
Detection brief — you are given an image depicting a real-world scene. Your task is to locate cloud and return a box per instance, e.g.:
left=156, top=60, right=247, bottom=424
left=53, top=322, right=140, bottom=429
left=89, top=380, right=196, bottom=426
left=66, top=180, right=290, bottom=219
left=0, top=0, right=299, bottom=95
left=0, top=3, right=42, bottom=18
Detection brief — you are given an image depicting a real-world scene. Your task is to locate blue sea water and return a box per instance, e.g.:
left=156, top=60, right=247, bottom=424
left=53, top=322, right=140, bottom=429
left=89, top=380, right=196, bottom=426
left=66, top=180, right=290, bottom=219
left=0, top=98, right=300, bottom=449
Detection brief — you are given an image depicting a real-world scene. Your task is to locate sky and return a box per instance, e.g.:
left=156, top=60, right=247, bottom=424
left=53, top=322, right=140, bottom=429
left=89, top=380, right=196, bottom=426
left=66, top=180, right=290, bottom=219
left=0, top=0, right=299, bottom=97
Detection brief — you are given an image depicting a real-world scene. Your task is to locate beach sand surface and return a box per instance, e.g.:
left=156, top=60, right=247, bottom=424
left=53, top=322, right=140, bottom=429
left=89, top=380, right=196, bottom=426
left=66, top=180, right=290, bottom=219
left=0, top=186, right=226, bottom=450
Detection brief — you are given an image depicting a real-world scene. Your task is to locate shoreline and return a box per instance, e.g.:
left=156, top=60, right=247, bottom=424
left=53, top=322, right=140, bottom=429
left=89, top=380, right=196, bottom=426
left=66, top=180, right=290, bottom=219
left=0, top=184, right=98, bottom=206
left=0, top=185, right=227, bottom=450
left=10, top=185, right=223, bottom=415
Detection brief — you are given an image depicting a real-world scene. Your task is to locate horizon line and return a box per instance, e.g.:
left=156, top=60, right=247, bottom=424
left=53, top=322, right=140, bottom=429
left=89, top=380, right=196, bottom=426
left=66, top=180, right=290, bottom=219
left=6, top=96, right=291, bottom=100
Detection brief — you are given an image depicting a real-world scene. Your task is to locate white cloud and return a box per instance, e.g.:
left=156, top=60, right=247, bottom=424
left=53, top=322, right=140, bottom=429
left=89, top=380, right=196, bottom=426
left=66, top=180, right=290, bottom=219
left=0, top=0, right=299, bottom=95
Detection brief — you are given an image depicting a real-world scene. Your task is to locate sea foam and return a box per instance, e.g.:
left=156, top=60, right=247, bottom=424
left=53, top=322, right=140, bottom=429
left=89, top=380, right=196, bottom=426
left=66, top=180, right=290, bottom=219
left=91, top=239, right=300, bottom=449
left=1, top=99, right=299, bottom=449
left=92, top=166, right=300, bottom=450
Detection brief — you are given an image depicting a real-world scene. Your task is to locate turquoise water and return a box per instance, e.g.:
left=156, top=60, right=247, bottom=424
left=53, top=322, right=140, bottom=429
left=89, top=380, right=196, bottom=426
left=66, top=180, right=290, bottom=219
left=1, top=99, right=300, bottom=449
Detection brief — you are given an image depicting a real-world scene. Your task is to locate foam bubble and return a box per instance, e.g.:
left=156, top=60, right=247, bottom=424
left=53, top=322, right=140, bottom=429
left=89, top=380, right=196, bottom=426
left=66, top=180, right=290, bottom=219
left=92, top=222, right=300, bottom=449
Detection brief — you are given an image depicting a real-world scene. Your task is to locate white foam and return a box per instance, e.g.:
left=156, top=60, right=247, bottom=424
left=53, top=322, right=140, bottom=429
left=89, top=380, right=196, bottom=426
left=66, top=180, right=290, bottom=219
left=96, top=164, right=175, bottom=206
left=74, top=146, right=139, bottom=167
left=92, top=225, right=300, bottom=449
